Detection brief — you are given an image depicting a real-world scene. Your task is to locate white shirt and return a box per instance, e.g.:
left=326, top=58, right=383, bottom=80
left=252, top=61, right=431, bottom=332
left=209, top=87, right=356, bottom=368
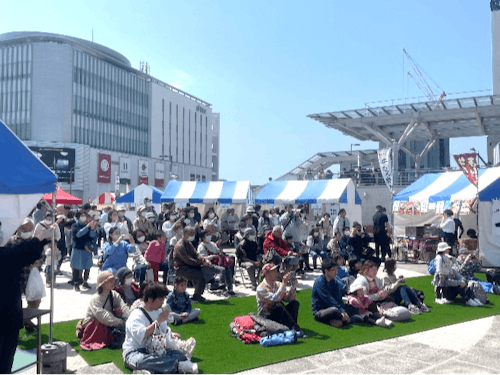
left=440, top=217, right=455, bottom=234
left=123, top=307, right=170, bottom=352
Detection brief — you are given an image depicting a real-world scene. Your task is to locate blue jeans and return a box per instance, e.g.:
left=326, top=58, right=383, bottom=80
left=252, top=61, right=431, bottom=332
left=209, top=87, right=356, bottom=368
left=391, top=285, right=421, bottom=306
left=310, top=249, right=327, bottom=267
left=134, top=264, right=147, bottom=283
left=160, top=262, right=169, bottom=284
left=123, top=348, right=186, bottom=373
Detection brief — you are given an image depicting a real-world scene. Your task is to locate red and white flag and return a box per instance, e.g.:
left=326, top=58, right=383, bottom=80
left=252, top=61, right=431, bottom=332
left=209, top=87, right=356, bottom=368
left=453, top=153, right=479, bottom=187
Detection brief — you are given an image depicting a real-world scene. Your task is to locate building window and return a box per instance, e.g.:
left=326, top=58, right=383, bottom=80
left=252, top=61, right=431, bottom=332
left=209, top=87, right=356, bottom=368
left=190, top=173, right=195, bottom=181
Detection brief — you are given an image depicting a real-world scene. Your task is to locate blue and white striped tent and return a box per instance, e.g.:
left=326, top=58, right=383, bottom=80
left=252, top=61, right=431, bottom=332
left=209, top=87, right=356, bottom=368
left=393, top=167, right=500, bottom=267
left=161, top=181, right=251, bottom=204
left=255, top=179, right=362, bottom=205
left=115, top=184, right=163, bottom=204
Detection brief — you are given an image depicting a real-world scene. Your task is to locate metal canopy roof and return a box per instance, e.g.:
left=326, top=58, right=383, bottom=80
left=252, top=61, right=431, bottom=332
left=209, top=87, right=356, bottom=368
left=308, top=94, right=500, bottom=143
left=277, top=150, right=379, bottom=181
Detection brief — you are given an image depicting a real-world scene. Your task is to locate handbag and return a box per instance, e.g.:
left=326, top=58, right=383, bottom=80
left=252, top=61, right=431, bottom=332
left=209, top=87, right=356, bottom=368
left=26, top=267, right=46, bottom=301
left=105, top=293, right=126, bottom=349
left=140, top=307, right=170, bottom=356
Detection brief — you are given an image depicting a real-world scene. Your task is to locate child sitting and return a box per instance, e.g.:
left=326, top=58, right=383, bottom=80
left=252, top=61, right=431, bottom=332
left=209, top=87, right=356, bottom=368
left=347, top=280, right=392, bottom=327
left=144, top=232, right=167, bottom=282
left=348, top=257, right=362, bottom=278
left=166, top=276, right=201, bottom=325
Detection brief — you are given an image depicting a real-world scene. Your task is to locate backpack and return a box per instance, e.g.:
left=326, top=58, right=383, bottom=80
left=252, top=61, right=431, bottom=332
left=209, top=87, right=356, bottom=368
left=260, top=330, right=297, bottom=347
left=230, top=315, right=261, bottom=344
left=486, top=269, right=500, bottom=284
left=468, top=280, right=488, bottom=305
left=428, top=258, right=436, bottom=275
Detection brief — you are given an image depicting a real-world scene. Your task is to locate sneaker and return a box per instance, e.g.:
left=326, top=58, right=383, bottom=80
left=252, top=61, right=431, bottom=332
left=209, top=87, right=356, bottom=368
left=329, top=319, right=343, bottom=328
left=466, top=299, right=480, bottom=307
left=419, top=303, right=430, bottom=312
left=210, top=282, right=226, bottom=291
left=493, top=282, right=500, bottom=295
left=408, top=304, right=421, bottom=315
left=375, top=317, right=386, bottom=326
left=133, top=370, right=152, bottom=374
left=384, top=318, right=393, bottom=327
left=227, top=290, right=236, bottom=296
left=82, top=282, right=91, bottom=289
left=178, top=360, right=198, bottom=374
left=182, top=337, right=196, bottom=360
left=435, top=298, right=444, bottom=305
left=74, top=284, right=81, bottom=292
left=472, top=298, right=484, bottom=306
left=191, top=294, right=206, bottom=302
left=442, top=298, right=453, bottom=304
left=67, top=280, right=75, bottom=285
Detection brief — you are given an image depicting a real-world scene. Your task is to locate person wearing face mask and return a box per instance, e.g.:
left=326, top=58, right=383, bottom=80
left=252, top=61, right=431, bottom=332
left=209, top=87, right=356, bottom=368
left=133, top=206, right=155, bottom=239
left=339, top=227, right=352, bottom=260
left=236, top=228, right=263, bottom=290
left=102, top=227, right=138, bottom=276
left=173, top=226, right=215, bottom=302
left=202, top=208, right=219, bottom=231
left=184, top=208, right=196, bottom=227
left=306, top=227, right=326, bottom=270
left=114, top=267, right=140, bottom=306
left=130, top=230, right=150, bottom=283
left=117, top=206, right=133, bottom=235
left=162, top=213, right=179, bottom=244
left=71, top=211, right=98, bottom=291
left=332, top=209, right=350, bottom=237
left=197, top=230, right=234, bottom=296
left=1, top=220, right=48, bottom=373
left=104, top=209, right=130, bottom=240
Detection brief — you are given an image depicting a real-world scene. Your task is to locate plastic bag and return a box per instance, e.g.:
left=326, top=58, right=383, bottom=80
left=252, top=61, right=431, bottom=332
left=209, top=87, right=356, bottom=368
left=145, top=268, right=154, bottom=283
left=26, top=267, right=46, bottom=301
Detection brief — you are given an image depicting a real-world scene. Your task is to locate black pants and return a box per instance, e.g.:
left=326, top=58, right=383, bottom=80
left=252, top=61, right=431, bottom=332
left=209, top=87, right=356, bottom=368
left=0, top=329, right=19, bottom=374
left=269, top=300, right=300, bottom=330
left=314, top=304, right=357, bottom=325
left=72, top=268, right=90, bottom=285
left=445, top=285, right=473, bottom=302
left=375, top=241, right=391, bottom=260
left=176, top=266, right=206, bottom=296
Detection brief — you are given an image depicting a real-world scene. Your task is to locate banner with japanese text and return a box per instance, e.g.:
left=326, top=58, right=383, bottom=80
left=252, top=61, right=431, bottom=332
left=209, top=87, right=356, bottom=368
left=453, top=153, right=479, bottom=187
left=378, top=147, right=394, bottom=194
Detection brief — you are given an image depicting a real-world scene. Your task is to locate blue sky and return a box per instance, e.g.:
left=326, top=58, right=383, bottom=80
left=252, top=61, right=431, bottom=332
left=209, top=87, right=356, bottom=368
left=1, top=0, right=493, bottom=184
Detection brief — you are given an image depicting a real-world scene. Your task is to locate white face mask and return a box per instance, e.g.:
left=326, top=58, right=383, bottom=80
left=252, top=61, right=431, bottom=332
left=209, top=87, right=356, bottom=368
left=189, top=213, right=195, bottom=218
left=20, top=231, right=33, bottom=239
left=124, top=278, right=133, bottom=286
left=137, top=236, right=145, bottom=243
left=209, top=212, right=215, bottom=219
left=248, top=235, right=256, bottom=241
left=344, top=231, right=350, bottom=236
left=188, top=235, right=195, bottom=242
left=44, top=219, right=52, bottom=225
left=118, top=212, right=125, bottom=217
left=314, top=232, right=319, bottom=237
left=79, top=216, right=87, bottom=223
left=205, top=235, right=212, bottom=242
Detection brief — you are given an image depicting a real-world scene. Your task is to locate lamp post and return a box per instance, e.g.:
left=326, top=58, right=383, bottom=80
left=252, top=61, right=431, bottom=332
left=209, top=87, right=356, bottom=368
left=350, top=143, right=360, bottom=170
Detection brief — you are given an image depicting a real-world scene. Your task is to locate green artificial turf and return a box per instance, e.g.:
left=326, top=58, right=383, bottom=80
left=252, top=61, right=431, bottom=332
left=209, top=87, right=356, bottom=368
left=18, top=275, right=500, bottom=374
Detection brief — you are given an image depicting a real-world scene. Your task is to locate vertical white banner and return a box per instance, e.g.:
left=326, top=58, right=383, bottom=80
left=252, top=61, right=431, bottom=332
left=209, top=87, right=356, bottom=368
left=378, top=147, right=394, bottom=195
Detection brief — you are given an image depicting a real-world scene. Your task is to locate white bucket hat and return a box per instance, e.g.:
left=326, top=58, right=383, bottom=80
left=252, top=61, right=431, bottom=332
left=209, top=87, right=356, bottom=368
left=436, top=242, right=451, bottom=253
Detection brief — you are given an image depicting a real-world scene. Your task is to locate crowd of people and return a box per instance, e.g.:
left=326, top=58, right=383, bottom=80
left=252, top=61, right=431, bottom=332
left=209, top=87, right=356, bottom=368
left=1, top=199, right=497, bottom=374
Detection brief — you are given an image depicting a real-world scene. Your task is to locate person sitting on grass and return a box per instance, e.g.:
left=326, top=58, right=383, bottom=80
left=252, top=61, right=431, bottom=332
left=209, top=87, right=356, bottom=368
left=348, top=257, right=362, bottom=278
left=347, top=280, right=392, bottom=327
left=311, top=256, right=361, bottom=328
left=256, top=263, right=300, bottom=331
left=432, top=242, right=482, bottom=306
left=80, top=271, right=130, bottom=351
left=166, top=276, right=201, bottom=325
left=114, top=267, right=140, bottom=306
left=382, top=258, right=430, bottom=314
left=123, top=282, right=198, bottom=374
left=354, top=260, right=391, bottom=305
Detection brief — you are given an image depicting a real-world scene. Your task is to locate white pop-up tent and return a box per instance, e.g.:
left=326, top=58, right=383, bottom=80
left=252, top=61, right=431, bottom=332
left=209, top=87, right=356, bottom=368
left=0, top=120, right=57, bottom=246
left=255, top=179, right=363, bottom=224
left=393, top=167, right=500, bottom=267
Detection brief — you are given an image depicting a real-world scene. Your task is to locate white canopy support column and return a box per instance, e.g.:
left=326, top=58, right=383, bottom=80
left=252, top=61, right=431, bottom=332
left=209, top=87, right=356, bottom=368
left=392, top=141, right=399, bottom=186
left=398, top=117, right=419, bottom=146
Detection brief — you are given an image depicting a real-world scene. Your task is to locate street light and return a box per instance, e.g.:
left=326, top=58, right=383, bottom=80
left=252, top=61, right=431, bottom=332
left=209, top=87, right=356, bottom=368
left=350, top=143, right=360, bottom=170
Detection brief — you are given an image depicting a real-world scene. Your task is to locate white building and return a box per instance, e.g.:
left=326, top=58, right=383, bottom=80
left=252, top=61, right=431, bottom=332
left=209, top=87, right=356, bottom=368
left=0, top=31, right=219, bottom=201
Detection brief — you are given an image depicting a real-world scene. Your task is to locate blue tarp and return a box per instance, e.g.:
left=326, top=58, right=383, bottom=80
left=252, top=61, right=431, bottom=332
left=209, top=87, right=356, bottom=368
left=0, top=120, right=57, bottom=194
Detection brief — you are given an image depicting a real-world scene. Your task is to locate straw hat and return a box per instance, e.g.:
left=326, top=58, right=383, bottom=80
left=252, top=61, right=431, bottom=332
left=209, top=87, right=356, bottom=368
left=97, top=271, right=116, bottom=288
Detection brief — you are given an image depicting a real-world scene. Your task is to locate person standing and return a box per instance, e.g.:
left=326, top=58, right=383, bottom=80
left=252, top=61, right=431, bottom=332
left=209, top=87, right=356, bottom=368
left=373, top=205, right=391, bottom=260
left=439, top=209, right=456, bottom=250
left=0, top=224, right=47, bottom=373
left=71, top=211, right=98, bottom=291
left=332, top=209, right=350, bottom=237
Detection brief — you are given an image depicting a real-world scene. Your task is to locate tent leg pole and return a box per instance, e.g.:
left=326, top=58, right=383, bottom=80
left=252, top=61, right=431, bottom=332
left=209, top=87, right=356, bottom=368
left=50, top=191, right=55, bottom=344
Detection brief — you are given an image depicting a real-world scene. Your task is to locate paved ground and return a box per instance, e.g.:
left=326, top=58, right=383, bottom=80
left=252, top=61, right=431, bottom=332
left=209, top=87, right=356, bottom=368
left=18, top=252, right=500, bottom=374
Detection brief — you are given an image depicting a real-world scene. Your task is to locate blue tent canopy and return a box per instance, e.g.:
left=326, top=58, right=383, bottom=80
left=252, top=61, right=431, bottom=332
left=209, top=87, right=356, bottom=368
left=161, top=181, right=251, bottom=204
left=255, top=179, right=362, bottom=205
left=0, top=120, right=57, bottom=194
left=115, top=184, right=163, bottom=204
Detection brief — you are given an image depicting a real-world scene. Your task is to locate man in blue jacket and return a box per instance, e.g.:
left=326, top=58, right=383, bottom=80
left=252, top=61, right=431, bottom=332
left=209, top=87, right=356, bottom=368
left=311, top=255, right=360, bottom=328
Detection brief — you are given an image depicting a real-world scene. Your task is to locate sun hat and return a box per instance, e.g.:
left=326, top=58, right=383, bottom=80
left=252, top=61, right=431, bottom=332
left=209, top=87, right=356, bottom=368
left=262, top=263, right=279, bottom=277
left=116, top=205, right=126, bottom=211
left=243, top=227, right=256, bottom=237
left=246, top=205, right=256, bottom=213
left=348, top=279, right=367, bottom=295
left=97, top=271, right=116, bottom=288
left=436, top=242, right=451, bottom=253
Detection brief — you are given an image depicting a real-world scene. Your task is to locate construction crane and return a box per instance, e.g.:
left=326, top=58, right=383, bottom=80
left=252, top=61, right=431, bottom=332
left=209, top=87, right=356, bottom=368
left=403, top=48, right=446, bottom=108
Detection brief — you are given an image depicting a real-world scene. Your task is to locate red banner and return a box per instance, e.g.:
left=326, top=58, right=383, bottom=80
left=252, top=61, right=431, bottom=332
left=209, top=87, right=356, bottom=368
left=97, top=154, right=111, bottom=183
left=453, top=153, right=479, bottom=187
left=139, top=176, right=149, bottom=185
